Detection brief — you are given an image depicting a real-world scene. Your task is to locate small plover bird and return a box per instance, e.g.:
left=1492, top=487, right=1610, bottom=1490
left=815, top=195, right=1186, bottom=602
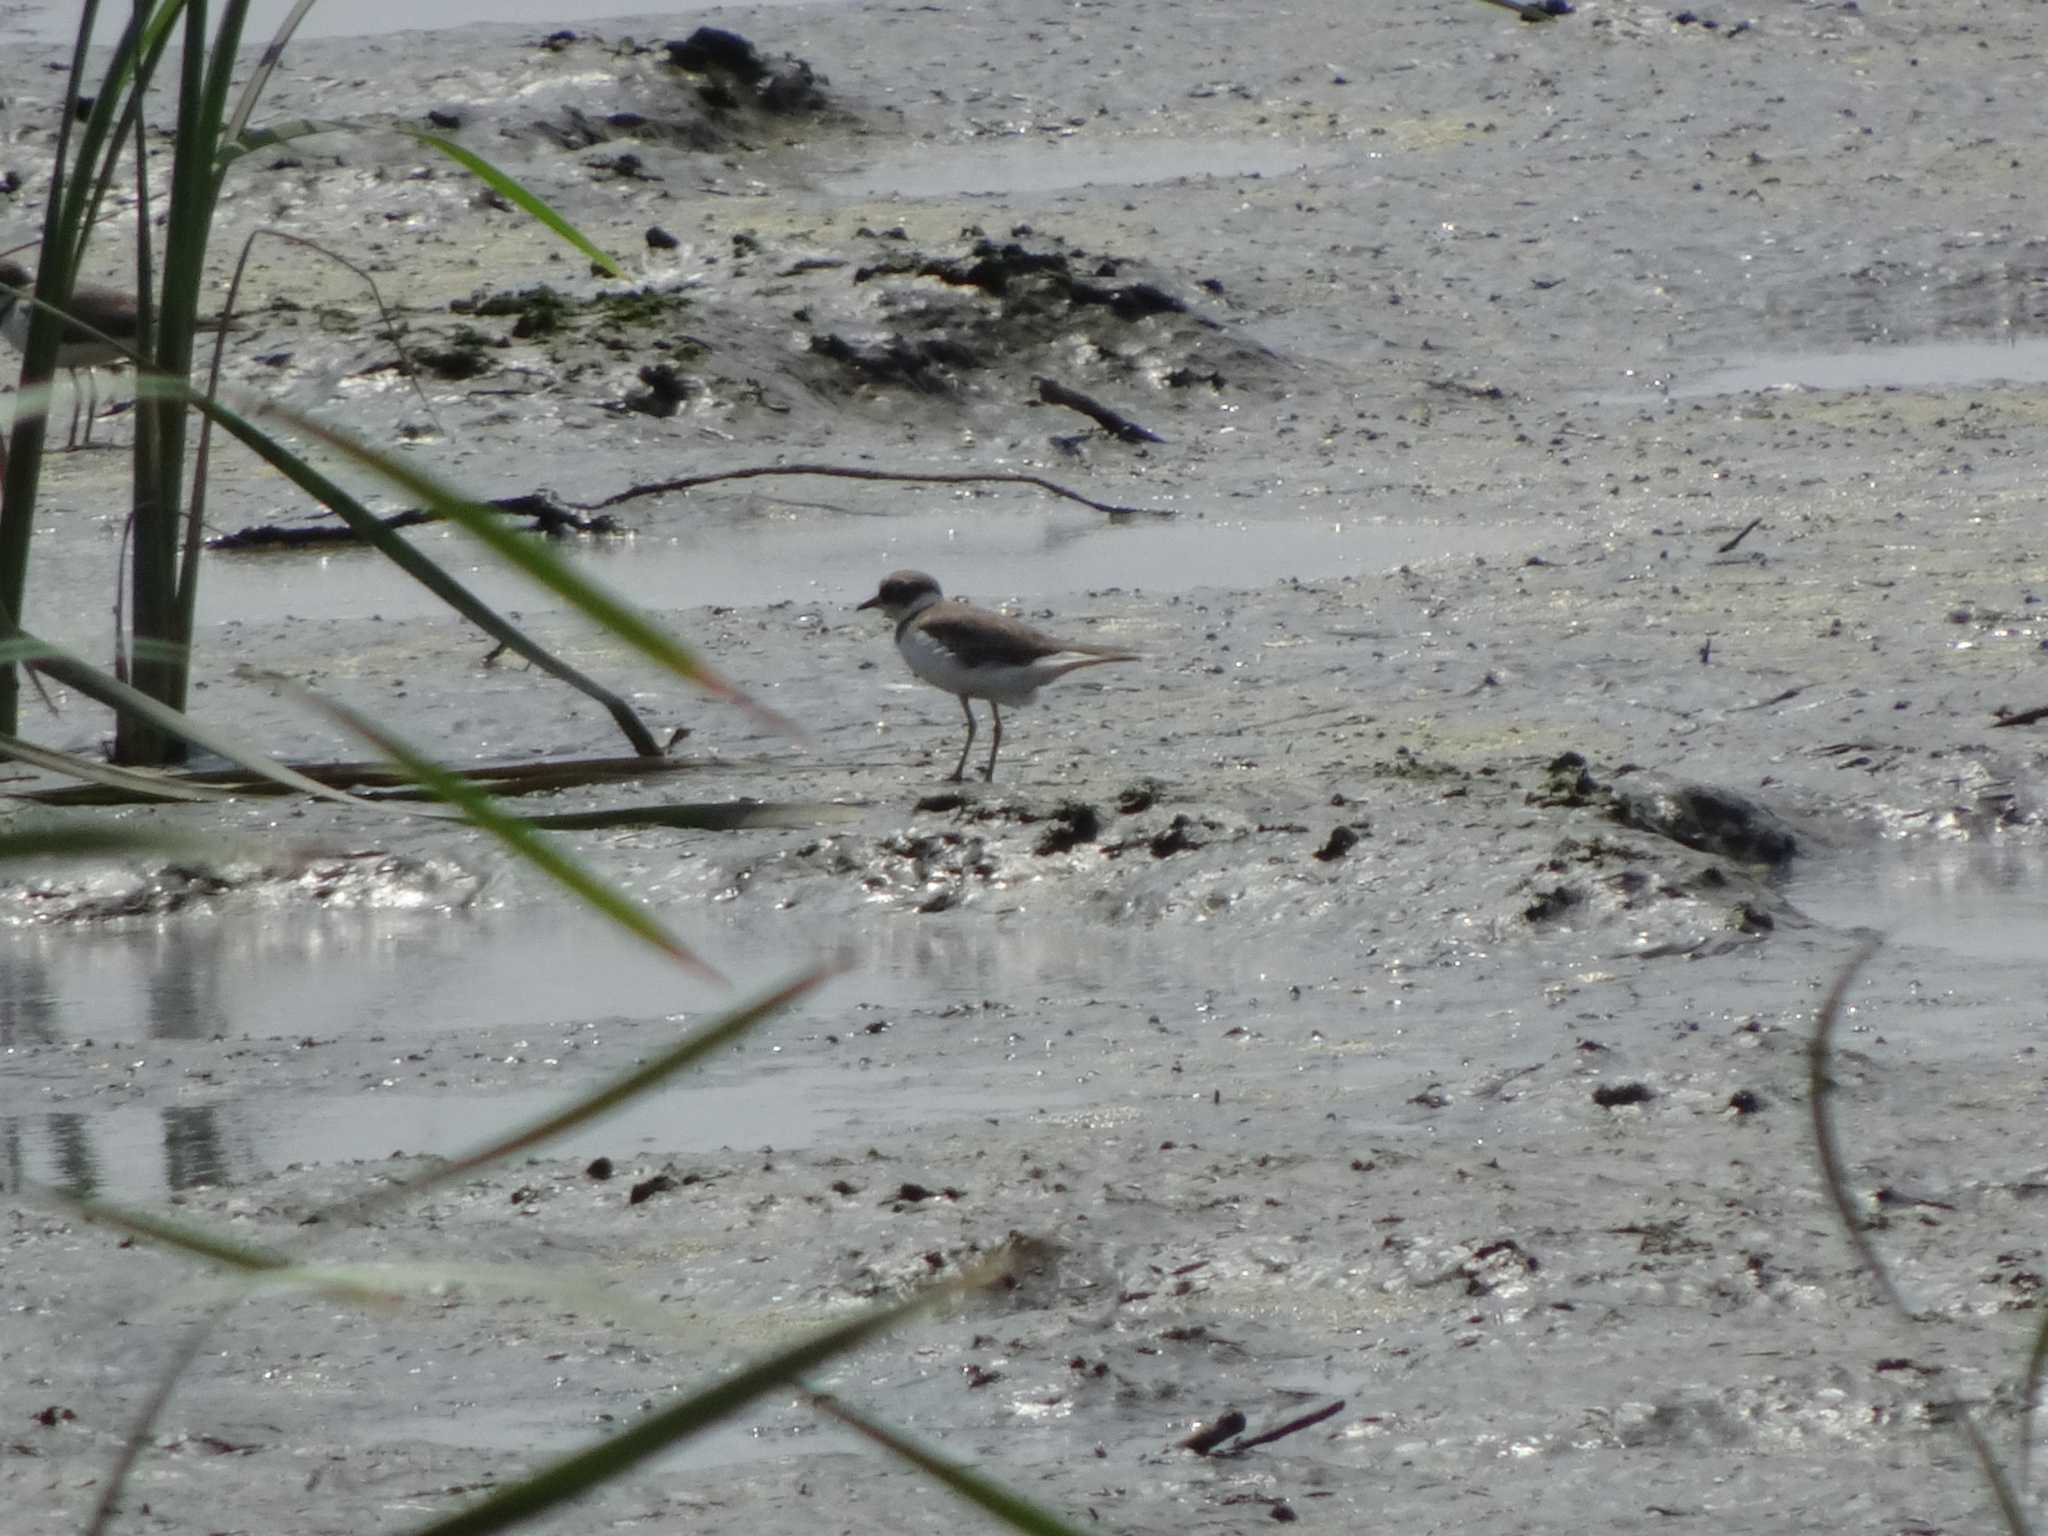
left=858, top=568, right=1139, bottom=782
left=0, top=258, right=139, bottom=449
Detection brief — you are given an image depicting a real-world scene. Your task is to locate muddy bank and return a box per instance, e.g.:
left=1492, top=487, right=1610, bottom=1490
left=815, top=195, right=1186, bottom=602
left=5, top=1, right=2048, bottom=1533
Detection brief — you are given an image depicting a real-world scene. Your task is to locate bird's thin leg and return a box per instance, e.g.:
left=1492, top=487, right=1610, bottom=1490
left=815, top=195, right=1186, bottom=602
left=65, top=368, right=83, bottom=450
left=82, top=367, right=97, bottom=446
left=948, top=695, right=976, bottom=782
left=982, top=702, right=1002, bottom=781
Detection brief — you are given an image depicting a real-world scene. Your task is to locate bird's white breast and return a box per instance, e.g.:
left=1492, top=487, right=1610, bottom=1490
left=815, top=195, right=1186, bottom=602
left=897, top=624, right=1060, bottom=704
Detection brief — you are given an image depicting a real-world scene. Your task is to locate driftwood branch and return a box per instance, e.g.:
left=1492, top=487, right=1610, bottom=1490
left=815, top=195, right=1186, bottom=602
left=1717, top=516, right=1764, bottom=554
left=17, top=752, right=702, bottom=806
left=1991, top=704, right=2048, bottom=729
left=208, top=493, right=618, bottom=550
left=1034, top=376, right=1165, bottom=444
left=1217, top=1399, right=1347, bottom=1455
left=574, top=463, right=1171, bottom=518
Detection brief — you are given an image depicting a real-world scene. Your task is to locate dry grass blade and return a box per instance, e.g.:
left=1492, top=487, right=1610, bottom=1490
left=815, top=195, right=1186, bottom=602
left=520, top=800, right=861, bottom=832
left=1, top=631, right=376, bottom=806
left=0, top=729, right=232, bottom=800
left=12, top=750, right=712, bottom=805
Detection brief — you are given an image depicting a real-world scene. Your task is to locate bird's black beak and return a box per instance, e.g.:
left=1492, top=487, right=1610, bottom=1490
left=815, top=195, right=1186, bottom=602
left=856, top=593, right=882, bottom=611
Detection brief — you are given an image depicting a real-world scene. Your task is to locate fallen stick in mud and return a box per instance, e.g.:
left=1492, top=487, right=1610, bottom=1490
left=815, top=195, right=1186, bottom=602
left=1476, top=0, right=1570, bottom=19
left=575, top=462, right=1171, bottom=518
left=1991, top=703, right=2048, bottom=728
left=1217, top=1399, right=1348, bottom=1455
left=1033, top=375, right=1165, bottom=444
left=1717, top=516, right=1764, bottom=553
left=208, top=493, right=619, bottom=549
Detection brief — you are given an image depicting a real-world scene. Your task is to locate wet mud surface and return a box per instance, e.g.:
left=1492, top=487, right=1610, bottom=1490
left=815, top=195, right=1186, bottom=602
left=6, top=1, right=2048, bottom=1532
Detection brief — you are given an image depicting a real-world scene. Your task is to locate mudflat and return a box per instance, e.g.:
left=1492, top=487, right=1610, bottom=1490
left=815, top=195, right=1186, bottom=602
left=4, top=2, right=2047, bottom=1532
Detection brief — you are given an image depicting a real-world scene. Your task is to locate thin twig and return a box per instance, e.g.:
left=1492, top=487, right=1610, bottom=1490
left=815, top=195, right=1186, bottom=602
left=1218, top=1399, right=1346, bottom=1454
left=2021, top=1245, right=2048, bottom=1483
left=1034, top=376, right=1164, bottom=444
left=86, top=1311, right=229, bottom=1536
left=1717, top=516, right=1764, bottom=554
left=1991, top=704, right=2048, bottom=730
left=573, top=463, right=1171, bottom=518
left=1808, top=936, right=1904, bottom=1313
left=1808, top=936, right=2032, bottom=1536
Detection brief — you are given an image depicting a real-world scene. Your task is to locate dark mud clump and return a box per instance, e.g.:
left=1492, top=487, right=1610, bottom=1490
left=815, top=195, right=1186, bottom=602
left=1609, top=776, right=1799, bottom=868
left=519, top=28, right=831, bottom=157
left=804, top=231, right=1279, bottom=420
left=1532, top=753, right=1798, bottom=868
left=665, top=27, right=829, bottom=116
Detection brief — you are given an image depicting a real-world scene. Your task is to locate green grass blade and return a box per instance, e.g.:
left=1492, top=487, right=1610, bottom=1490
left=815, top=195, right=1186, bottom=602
left=403, top=129, right=623, bottom=278
left=405, top=1263, right=983, bottom=1536
left=345, top=965, right=834, bottom=1219
left=36, top=1186, right=683, bottom=1320
left=220, top=0, right=316, bottom=145
left=807, top=1387, right=1095, bottom=1536
left=217, top=115, right=364, bottom=165
left=236, top=392, right=796, bottom=738
left=141, top=378, right=664, bottom=756
left=215, top=120, right=620, bottom=279
left=298, top=688, right=719, bottom=980
left=51, top=1188, right=289, bottom=1272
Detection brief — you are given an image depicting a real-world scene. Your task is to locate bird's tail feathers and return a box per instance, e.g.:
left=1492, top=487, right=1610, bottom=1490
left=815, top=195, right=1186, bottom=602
left=1044, top=650, right=1141, bottom=680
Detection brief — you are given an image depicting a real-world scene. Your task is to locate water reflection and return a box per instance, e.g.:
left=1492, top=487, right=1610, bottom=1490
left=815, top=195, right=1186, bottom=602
left=1786, top=840, right=2048, bottom=964
left=0, top=900, right=1248, bottom=1202
left=0, top=951, right=59, bottom=1049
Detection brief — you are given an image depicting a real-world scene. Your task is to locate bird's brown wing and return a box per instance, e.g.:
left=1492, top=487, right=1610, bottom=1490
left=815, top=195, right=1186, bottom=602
left=914, top=606, right=1069, bottom=668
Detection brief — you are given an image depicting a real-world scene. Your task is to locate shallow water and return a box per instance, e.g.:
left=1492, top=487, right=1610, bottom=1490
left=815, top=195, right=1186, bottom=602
left=1, top=899, right=1372, bottom=1202
left=1785, top=841, right=2048, bottom=965
left=4, top=0, right=789, bottom=45
left=19, top=504, right=1532, bottom=649
left=822, top=137, right=1343, bottom=200
left=1672, top=336, right=2048, bottom=398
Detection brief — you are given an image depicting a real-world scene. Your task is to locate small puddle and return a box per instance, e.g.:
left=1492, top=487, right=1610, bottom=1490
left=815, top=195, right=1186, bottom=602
left=25, top=508, right=1530, bottom=647
left=9, top=1, right=829, bottom=46
left=1672, top=336, right=2048, bottom=398
left=0, top=905, right=1244, bottom=1202
left=823, top=137, right=1341, bottom=200
left=1787, top=842, right=2048, bottom=964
